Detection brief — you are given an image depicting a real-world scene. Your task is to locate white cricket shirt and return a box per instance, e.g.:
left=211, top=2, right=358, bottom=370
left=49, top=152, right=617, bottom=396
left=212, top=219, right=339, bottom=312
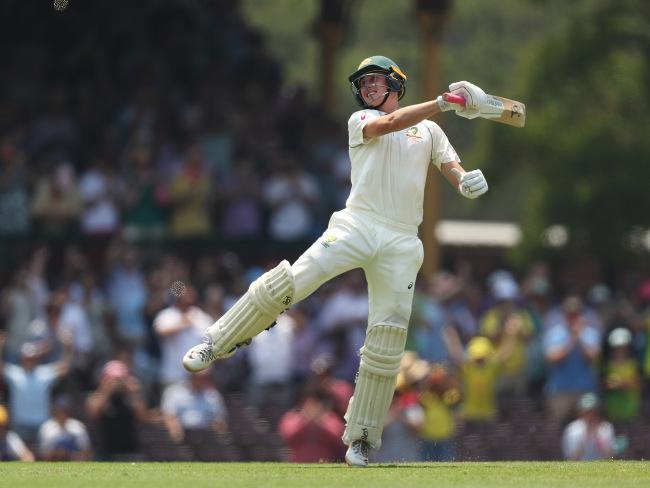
left=346, top=109, right=459, bottom=229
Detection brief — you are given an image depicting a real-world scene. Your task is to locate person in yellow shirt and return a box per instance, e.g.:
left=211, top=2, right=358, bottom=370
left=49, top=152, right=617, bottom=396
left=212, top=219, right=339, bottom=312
left=479, top=276, right=534, bottom=397
left=460, top=325, right=519, bottom=423
left=419, top=363, right=460, bottom=461
left=603, top=328, right=641, bottom=421
left=169, top=144, right=213, bottom=237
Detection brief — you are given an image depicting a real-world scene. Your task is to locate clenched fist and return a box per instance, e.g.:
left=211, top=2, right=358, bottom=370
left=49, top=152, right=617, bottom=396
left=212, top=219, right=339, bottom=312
left=450, top=167, right=488, bottom=199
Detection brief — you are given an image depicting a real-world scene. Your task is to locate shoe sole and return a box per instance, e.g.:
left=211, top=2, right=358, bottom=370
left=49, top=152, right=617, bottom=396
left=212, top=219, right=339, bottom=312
left=344, top=456, right=368, bottom=467
left=182, top=359, right=209, bottom=373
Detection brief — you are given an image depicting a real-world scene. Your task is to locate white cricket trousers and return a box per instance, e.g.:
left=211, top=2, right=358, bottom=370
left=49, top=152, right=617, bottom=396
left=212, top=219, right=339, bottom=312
left=290, top=207, right=424, bottom=328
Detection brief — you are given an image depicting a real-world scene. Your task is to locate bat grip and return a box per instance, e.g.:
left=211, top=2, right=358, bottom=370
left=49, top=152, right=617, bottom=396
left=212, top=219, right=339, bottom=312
left=443, top=93, right=466, bottom=107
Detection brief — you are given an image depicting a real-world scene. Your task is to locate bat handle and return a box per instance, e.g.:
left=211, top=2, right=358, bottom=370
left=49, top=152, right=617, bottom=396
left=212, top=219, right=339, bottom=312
left=443, top=92, right=466, bottom=107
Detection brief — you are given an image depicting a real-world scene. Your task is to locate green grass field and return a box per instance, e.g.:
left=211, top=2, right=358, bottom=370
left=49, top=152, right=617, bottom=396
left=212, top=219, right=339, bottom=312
left=2, top=461, right=649, bottom=488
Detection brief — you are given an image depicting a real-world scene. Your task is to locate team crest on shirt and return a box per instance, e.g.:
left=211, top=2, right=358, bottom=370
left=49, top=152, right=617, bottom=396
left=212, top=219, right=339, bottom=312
left=406, top=126, right=423, bottom=143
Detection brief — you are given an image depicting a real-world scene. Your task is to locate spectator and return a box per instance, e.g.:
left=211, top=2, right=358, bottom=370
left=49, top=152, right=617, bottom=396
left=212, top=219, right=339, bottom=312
left=277, top=383, right=344, bottom=463
left=372, top=355, right=427, bottom=463
left=218, top=157, right=263, bottom=239
left=603, top=328, right=641, bottom=421
left=459, top=330, right=517, bottom=423
left=153, top=284, right=213, bottom=387
left=544, top=295, right=601, bottom=425
left=106, top=245, right=149, bottom=346
left=562, top=393, right=615, bottom=460
left=120, top=145, right=167, bottom=240
left=85, top=359, right=148, bottom=461
left=40, top=288, right=94, bottom=368
left=1, top=267, right=41, bottom=363
left=68, top=270, right=114, bottom=368
left=31, top=161, right=81, bottom=236
left=246, top=312, right=296, bottom=419
left=37, top=395, right=92, bottom=461
left=168, top=144, right=213, bottom=237
left=78, top=159, right=120, bottom=236
left=0, top=140, right=30, bottom=235
left=262, top=157, right=320, bottom=241
left=315, top=271, right=368, bottom=382
left=0, top=405, right=35, bottom=462
left=409, top=276, right=463, bottom=366
left=479, top=276, right=534, bottom=397
left=432, top=271, right=478, bottom=344
left=307, top=353, right=353, bottom=420
left=0, top=333, right=73, bottom=444
left=160, top=368, right=228, bottom=444
left=419, top=363, right=460, bottom=461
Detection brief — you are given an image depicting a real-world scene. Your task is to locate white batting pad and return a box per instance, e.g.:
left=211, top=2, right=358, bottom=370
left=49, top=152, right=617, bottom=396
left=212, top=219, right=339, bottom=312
left=205, top=260, right=294, bottom=356
left=342, top=324, right=407, bottom=449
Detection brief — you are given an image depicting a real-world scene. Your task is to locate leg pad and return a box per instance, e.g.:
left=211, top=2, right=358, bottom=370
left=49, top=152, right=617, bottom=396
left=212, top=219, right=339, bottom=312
left=342, top=324, right=406, bottom=449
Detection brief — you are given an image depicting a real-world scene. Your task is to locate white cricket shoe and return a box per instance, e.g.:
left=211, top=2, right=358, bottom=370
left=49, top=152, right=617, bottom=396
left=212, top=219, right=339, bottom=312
left=182, top=335, right=251, bottom=373
left=345, top=440, right=369, bottom=467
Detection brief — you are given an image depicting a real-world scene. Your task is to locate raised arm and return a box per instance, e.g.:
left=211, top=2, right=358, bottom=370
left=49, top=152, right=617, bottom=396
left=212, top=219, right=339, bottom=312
left=362, top=99, right=445, bottom=139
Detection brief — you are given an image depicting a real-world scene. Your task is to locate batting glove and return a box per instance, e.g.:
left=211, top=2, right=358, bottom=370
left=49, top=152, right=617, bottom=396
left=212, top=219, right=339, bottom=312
left=448, top=81, right=487, bottom=120
left=450, top=168, right=488, bottom=199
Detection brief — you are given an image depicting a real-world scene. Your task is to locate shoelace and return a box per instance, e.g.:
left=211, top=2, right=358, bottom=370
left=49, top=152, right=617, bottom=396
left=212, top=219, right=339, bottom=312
left=352, top=441, right=369, bottom=458
left=197, top=345, right=217, bottom=363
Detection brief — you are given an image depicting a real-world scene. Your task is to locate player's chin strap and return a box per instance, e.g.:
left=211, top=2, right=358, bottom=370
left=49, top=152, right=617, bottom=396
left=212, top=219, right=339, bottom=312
left=362, top=91, right=390, bottom=110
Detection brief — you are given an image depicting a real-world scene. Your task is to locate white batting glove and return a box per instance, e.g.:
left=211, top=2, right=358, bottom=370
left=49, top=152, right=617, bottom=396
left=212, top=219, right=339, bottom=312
left=448, top=81, right=487, bottom=120
left=436, top=94, right=463, bottom=112
left=450, top=167, right=488, bottom=199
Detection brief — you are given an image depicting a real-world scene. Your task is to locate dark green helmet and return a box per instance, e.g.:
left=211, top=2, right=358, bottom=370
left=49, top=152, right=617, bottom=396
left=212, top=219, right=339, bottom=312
left=348, top=55, right=408, bottom=108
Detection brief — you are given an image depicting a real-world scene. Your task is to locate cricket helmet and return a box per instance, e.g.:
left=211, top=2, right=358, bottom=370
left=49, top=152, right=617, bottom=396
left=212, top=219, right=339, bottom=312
left=348, top=55, right=407, bottom=108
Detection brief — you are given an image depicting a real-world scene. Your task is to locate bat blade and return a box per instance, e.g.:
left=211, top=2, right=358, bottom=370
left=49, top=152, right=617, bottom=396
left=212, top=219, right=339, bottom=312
left=486, top=95, right=526, bottom=128
left=443, top=92, right=526, bottom=128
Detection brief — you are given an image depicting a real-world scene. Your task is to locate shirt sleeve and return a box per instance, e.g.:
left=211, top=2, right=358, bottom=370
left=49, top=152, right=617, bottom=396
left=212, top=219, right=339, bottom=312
left=544, top=325, right=569, bottom=355
left=425, top=121, right=460, bottom=170
left=37, top=363, right=61, bottom=385
left=71, top=420, right=91, bottom=451
left=38, top=421, right=55, bottom=455
left=579, top=326, right=602, bottom=351
left=6, top=431, right=29, bottom=460
left=562, top=421, right=582, bottom=459
left=160, top=385, right=179, bottom=415
left=348, top=110, right=380, bottom=147
left=3, top=362, right=19, bottom=382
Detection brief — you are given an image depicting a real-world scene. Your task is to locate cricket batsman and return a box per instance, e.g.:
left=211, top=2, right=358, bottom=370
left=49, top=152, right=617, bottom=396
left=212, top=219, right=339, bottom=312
left=183, top=55, right=490, bottom=466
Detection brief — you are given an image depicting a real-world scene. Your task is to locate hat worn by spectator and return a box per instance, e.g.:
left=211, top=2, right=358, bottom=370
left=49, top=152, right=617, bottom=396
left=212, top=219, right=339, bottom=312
left=577, top=393, right=599, bottom=412
left=0, top=405, right=8, bottom=427
left=608, top=328, right=632, bottom=348
left=492, top=277, right=519, bottom=301
left=467, top=337, right=494, bottom=361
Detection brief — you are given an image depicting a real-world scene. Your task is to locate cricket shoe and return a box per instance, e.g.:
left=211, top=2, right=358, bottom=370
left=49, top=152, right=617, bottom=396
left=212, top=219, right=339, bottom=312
left=345, top=440, right=369, bottom=467
left=182, top=335, right=251, bottom=373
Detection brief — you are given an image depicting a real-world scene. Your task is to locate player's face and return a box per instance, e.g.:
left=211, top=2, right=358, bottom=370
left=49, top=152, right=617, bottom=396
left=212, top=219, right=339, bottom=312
left=359, top=73, right=389, bottom=106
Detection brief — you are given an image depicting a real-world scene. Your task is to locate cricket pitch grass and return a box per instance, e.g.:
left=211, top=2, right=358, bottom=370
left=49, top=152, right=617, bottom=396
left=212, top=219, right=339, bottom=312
left=3, top=461, right=649, bottom=487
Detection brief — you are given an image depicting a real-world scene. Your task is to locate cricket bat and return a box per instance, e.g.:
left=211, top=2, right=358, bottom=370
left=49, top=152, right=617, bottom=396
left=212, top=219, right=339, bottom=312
left=443, top=92, right=526, bottom=128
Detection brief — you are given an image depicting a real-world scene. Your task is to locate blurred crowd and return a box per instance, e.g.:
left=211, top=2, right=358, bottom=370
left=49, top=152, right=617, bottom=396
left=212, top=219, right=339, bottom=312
left=2, top=1, right=650, bottom=463
left=2, top=247, right=650, bottom=462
